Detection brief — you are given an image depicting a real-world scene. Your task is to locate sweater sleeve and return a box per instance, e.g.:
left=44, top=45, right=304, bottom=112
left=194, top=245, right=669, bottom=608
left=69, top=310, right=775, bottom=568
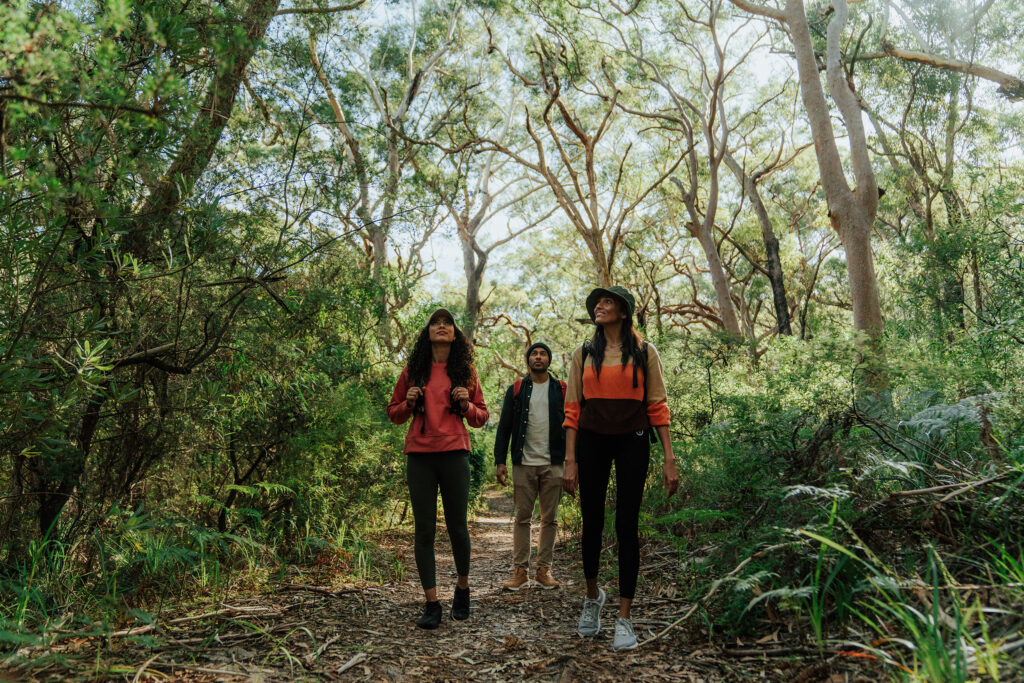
left=386, top=366, right=413, bottom=424
left=463, top=372, right=489, bottom=428
left=562, top=346, right=584, bottom=431
left=492, top=385, right=515, bottom=465
left=644, top=343, right=671, bottom=427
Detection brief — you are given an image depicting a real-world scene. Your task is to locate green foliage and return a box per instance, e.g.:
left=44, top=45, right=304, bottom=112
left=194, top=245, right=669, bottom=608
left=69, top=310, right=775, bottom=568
left=1, top=0, right=1023, bottom=678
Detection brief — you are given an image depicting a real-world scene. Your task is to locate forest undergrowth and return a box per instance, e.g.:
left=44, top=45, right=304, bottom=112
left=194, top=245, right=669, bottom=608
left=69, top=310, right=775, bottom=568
left=3, top=335, right=1023, bottom=681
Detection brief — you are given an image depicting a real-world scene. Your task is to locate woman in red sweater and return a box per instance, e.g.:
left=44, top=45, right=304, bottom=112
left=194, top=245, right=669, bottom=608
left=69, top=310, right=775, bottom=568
left=387, top=308, right=488, bottom=629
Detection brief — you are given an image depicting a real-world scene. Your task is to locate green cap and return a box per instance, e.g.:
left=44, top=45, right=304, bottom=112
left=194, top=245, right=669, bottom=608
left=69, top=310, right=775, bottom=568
left=586, top=286, right=636, bottom=321
left=427, top=307, right=461, bottom=333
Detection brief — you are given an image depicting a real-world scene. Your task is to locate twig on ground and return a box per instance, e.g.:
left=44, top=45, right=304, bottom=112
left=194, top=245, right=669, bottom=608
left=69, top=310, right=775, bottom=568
left=131, top=654, right=161, bottom=683
left=723, top=646, right=836, bottom=657
left=306, top=634, right=341, bottom=665
left=278, top=584, right=362, bottom=597
left=938, top=472, right=1012, bottom=502
left=150, top=660, right=265, bottom=677
left=337, top=652, right=368, bottom=673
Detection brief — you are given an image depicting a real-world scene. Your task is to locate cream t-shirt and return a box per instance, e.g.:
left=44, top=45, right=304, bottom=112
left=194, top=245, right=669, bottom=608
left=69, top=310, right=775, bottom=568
left=521, top=380, right=551, bottom=466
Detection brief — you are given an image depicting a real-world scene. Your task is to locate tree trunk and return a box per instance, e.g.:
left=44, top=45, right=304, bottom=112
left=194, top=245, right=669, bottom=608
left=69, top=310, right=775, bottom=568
left=786, top=0, right=885, bottom=344
left=461, top=237, right=487, bottom=346
left=37, top=391, right=107, bottom=539
left=697, top=227, right=741, bottom=335
left=724, top=153, right=792, bottom=335
left=130, top=0, right=282, bottom=258
left=970, top=248, right=983, bottom=320
left=939, top=189, right=967, bottom=330
left=831, top=205, right=884, bottom=335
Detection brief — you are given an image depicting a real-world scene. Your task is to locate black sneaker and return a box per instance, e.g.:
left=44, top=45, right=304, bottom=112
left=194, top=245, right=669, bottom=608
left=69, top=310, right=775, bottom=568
left=416, top=601, right=442, bottom=629
left=451, top=586, right=470, bottom=621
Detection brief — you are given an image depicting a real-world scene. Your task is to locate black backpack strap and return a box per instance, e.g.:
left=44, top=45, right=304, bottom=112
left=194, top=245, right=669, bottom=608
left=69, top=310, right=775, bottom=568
left=639, top=342, right=659, bottom=444
left=415, top=376, right=427, bottom=433
left=579, top=341, right=592, bottom=405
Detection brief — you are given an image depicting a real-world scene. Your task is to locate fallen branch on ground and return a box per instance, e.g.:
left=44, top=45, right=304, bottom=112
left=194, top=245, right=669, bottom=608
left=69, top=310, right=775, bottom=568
left=109, top=605, right=279, bottom=638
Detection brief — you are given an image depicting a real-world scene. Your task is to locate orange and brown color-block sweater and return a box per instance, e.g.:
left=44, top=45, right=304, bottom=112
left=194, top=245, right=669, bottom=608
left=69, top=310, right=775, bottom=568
left=562, top=342, right=671, bottom=434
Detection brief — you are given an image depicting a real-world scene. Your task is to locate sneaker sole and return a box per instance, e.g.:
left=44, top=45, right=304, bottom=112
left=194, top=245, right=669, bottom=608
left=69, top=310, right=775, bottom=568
left=502, top=582, right=531, bottom=591
left=612, top=642, right=638, bottom=652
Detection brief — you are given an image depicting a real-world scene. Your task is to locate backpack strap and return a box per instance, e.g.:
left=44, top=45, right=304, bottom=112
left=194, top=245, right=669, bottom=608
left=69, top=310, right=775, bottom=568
left=579, top=341, right=592, bottom=406
left=415, top=375, right=427, bottom=434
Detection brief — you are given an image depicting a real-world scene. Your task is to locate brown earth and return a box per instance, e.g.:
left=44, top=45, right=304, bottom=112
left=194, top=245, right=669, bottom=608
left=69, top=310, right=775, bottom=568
left=10, top=489, right=883, bottom=681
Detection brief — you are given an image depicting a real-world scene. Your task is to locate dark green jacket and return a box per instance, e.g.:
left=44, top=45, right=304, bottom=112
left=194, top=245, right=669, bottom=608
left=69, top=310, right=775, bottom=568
left=493, top=376, right=567, bottom=466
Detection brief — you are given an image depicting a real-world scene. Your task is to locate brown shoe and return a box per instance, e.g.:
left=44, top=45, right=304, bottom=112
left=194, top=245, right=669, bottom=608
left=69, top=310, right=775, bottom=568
left=534, top=566, right=560, bottom=590
left=502, top=567, right=530, bottom=591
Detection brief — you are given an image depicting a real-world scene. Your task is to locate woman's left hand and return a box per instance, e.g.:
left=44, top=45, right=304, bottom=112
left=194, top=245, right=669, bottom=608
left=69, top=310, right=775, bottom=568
left=451, top=386, right=470, bottom=408
left=662, top=458, right=679, bottom=496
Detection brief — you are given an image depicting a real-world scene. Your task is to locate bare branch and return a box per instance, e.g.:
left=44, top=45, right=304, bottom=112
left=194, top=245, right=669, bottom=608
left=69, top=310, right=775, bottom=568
left=275, top=1, right=363, bottom=16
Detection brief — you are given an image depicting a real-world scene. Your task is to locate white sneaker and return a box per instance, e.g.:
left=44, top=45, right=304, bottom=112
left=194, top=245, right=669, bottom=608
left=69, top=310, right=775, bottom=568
left=576, top=587, right=606, bottom=636
left=612, top=616, right=638, bottom=651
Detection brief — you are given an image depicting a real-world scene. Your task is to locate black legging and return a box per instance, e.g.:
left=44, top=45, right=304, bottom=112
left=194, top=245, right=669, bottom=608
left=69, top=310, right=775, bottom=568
left=406, top=450, right=472, bottom=591
left=578, top=429, right=650, bottom=600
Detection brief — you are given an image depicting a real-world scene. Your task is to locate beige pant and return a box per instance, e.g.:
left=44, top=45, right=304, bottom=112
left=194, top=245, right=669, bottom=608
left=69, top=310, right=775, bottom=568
left=512, top=463, right=564, bottom=569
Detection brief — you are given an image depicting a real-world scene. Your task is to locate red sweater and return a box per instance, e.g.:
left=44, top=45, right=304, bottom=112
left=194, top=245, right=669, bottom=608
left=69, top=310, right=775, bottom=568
left=387, top=363, right=489, bottom=453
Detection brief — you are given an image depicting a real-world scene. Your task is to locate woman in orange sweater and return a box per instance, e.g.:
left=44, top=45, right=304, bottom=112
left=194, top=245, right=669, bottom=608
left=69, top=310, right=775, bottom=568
left=387, top=308, right=488, bottom=629
left=562, top=286, right=678, bottom=651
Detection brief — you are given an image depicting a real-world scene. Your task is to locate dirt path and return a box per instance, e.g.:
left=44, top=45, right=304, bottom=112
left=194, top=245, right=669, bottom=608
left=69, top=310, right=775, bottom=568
left=309, top=488, right=729, bottom=681
left=25, top=489, right=877, bottom=681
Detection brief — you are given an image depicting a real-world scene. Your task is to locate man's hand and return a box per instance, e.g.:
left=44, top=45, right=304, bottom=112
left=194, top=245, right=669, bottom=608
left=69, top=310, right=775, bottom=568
left=562, top=461, right=578, bottom=495
left=496, top=463, right=509, bottom=487
left=405, top=386, right=423, bottom=409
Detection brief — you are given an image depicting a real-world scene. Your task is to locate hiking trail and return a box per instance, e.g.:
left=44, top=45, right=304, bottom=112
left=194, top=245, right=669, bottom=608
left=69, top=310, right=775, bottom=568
left=42, top=489, right=877, bottom=681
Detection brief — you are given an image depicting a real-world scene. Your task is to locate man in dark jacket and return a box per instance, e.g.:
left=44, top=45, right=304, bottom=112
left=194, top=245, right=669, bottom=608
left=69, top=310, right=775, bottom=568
left=494, top=342, right=566, bottom=590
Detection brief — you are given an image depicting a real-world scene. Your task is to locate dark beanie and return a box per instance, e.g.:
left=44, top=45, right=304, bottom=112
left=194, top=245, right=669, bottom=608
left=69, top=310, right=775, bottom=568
left=525, top=342, right=552, bottom=361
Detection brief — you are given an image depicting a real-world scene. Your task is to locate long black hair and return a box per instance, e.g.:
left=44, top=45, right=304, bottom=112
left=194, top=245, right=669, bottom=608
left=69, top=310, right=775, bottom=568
left=588, top=308, right=644, bottom=380
left=407, top=313, right=475, bottom=389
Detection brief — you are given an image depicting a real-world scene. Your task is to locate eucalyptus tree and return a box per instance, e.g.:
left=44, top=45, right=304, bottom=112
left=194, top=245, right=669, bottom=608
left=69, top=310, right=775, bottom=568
left=406, top=40, right=556, bottom=345
left=297, top=1, right=466, bottom=351
left=482, top=14, right=684, bottom=289
left=728, top=0, right=886, bottom=371
left=852, top=0, right=1024, bottom=331
left=583, top=0, right=805, bottom=341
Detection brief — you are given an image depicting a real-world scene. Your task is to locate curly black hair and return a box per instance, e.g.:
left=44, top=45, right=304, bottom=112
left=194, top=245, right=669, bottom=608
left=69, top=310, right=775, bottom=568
left=407, top=312, right=475, bottom=390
